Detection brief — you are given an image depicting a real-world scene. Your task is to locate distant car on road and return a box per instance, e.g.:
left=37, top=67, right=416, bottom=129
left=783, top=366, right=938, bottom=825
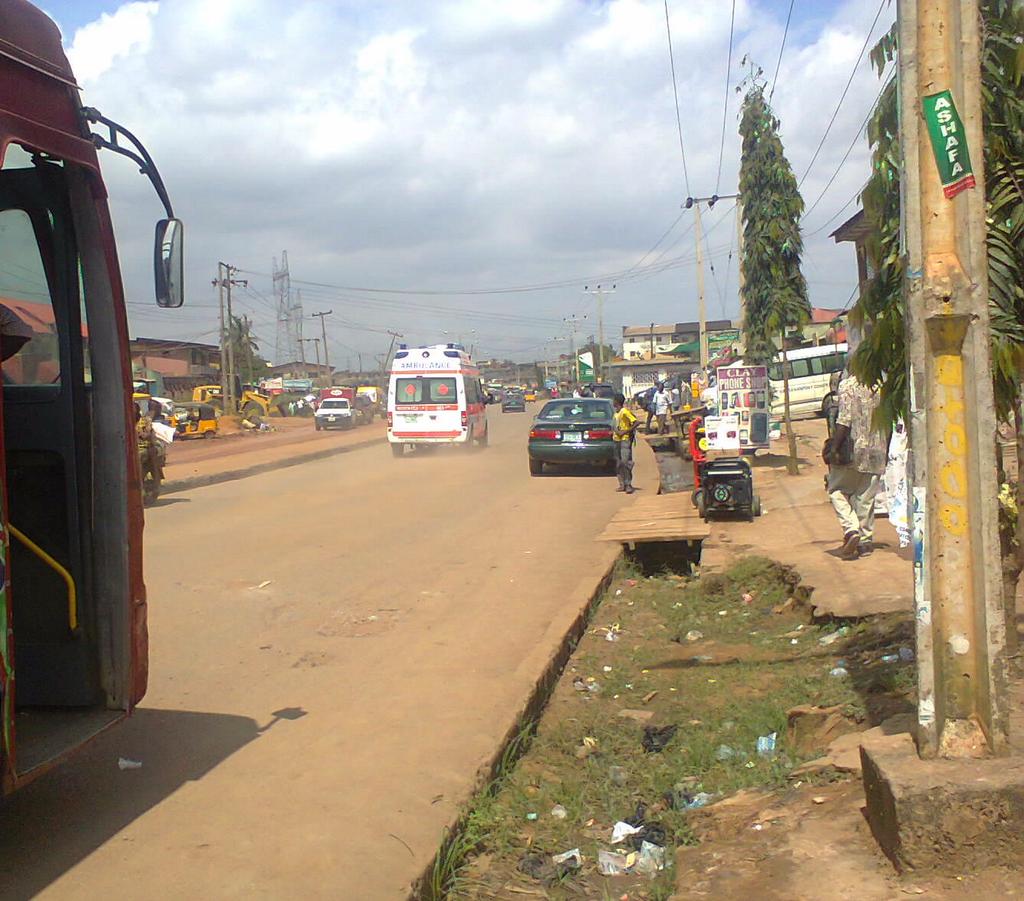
left=527, top=398, right=617, bottom=476
left=591, top=383, right=614, bottom=399
left=314, top=397, right=355, bottom=430
left=524, top=388, right=538, bottom=402
left=502, top=390, right=526, bottom=413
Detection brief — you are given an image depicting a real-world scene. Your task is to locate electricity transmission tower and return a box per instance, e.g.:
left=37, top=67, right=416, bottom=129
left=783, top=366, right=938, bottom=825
left=273, top=252, right=304, bottom=364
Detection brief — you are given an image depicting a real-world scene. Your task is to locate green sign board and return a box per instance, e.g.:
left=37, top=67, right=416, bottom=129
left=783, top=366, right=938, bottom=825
left=922, top=90, right=976, bottom=199
left=578, top=352, right=595, bottom=383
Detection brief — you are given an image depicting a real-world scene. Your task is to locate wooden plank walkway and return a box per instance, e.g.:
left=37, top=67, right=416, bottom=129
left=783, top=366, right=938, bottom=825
left=597, top=492, right=711, bottom=544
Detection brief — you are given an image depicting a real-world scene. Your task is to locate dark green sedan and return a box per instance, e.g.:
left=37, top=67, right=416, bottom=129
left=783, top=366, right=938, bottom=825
left=527, top=398, right=618, bottom=476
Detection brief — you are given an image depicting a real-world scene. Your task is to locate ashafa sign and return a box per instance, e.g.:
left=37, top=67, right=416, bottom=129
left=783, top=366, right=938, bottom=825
left=922, top=90, right=976, bottom=199
left=716, top=364, right=770, bottom=449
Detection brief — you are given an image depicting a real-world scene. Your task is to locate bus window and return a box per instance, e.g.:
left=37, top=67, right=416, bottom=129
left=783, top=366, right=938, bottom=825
left=791, top=359, right=812, bottom=378
left=0, top=208, right=60, bottom=385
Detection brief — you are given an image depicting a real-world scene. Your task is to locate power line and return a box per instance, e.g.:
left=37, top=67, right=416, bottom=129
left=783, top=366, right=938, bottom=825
left=714, top=0, right=738, bottom=195
left=768, top=0, right=796, bottom=101
left=663, top=0, right=691, bottom=195
left=802, top=65, right=892, bottom=222
left=797, top=0, right=886, bottom=188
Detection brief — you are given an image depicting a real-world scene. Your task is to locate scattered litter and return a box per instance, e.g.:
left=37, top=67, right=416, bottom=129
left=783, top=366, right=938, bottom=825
left=752, top=823, right=764, bottom=831
left=583, top=736, right=598, bottom=748
left=756, top=732, right=778, bottom=756
left=641, top=690, right=658, bottom=704
left=609, top=765, right=628, bottom=786
left=812, top=796, right=828, bottom=805
left=692, top=654, right=714, bottom=662
left=829, top=667, right=849, bottom=678
left=881, top=654, right=899, bottom=664
left=715, top=744, right=736, bottom=760
left=517, top=852, right=549, bottom=880
left=611, top=821, right=643, bottom=844
left=745, top=760, right=756, bottom=768
left=899, top=647, right=915, bottom=662
left=550, top=804, right=567, bottom=819
left=551, top=848, right=582, bottom=870
left=819, top=632, right=842, bottom=646
left=665, top=786, right=714, bottom=810
left=641, top=724, right=678, bottom=753
left=900, top=887, right=926, bottom=895
left=790, top=638, right=799, bottom=645
left=625, top=579, right=638, bottom=587
left=718, top=610, right=728, bottom=616
left=615, top=589, right=623, bottom=597
left=117, top=757, right=142, bottom=770
left=741, top=592, right=754, bottom=605
left=635, top=840, right=666, bottom=874
left=252, top=580, right=273, bottom=590
left=597, top=849, right=635, bottom=876
left=525, top=812, right=538, bottom=821
left=603, top=665, right=613, bottom=673
left=605, top=630, right=620, bottom=642
left=573, top=677, right=587, bottom=691
left=685, top=630, right=704, bottom=642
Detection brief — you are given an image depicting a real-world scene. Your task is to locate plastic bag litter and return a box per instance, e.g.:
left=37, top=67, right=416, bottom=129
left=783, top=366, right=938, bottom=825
left=881, top=654, right=899, bottom=664
left=551, top=848, right=581, bottom=869
left=641, top=723, right=678, bottom=753
left=635, top=841, right=667, bottom=875
left=715, top=744, right=736, bottom=760
left=117, top=757, right=142, bottom=770
left=550, top=804, right=567, bottom=819
left=899, top=647, right=915, bottom=662
left=685, top=630, right=704, bottom=642
left=597, top=849, right=635, bottom=876
left=829, top=667, right=849, bottom=678
left=756, top=732, right=778, bottom=756
left=611, top=821, right=643, bottom=844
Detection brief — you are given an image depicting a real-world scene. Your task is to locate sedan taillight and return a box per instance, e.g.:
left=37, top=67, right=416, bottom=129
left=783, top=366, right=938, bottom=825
left=387, top=412, right=393, bottom=428
left=585, top=428, right=613, bottom=440
left=461, top=410, right=468, bottom=428
left=530, top=428, right=560, bottom=440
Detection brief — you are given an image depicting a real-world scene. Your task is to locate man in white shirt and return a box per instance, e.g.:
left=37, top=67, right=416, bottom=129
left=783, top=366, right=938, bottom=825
left=652, top=382, right=670, bottom=434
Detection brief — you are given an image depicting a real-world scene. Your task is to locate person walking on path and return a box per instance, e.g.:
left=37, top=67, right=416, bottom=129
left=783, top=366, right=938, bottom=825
left=612, top=393, right=638, bottom=494
left=651, top=382, right=670, bottom=434
left=824, top=371, right=888, bottom=559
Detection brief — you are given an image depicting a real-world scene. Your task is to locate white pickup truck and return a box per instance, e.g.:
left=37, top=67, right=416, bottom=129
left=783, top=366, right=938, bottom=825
left=314, top=397, right=354, bottom=430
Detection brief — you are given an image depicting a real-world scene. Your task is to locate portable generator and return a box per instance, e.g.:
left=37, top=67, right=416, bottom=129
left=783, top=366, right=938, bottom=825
left=694, top=457, right=762, bottom=521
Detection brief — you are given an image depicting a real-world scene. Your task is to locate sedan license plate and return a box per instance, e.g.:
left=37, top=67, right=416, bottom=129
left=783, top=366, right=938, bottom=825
left=562, top=431, right=582, bottom=442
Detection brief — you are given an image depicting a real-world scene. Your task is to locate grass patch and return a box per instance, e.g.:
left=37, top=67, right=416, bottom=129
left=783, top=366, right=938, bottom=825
left=445, top=557, right=917, bottom=899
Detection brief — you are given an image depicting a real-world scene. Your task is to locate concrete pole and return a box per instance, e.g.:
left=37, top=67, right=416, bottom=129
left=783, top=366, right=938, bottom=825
left=695, top=203, right=708, bottom=371
left=736, top=198, right=746, bottom=343
left=215, top=262, right=228, bottom=412
left=225, top=270, right=236, bottom=413
left=898, top=0, right=1008, bottom=757
left=313, top=310, right=332, bottom=387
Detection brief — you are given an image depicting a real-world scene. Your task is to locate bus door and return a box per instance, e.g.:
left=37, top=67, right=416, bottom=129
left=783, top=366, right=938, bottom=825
left=0, top=151, right=99, bottom=775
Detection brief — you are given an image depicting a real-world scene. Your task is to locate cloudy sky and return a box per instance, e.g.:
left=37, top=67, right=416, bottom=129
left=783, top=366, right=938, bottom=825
left=42, top=0, right=891, bottom=366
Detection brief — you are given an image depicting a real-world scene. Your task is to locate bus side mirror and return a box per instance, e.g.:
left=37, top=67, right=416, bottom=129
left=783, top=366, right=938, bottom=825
left=154, top=218, right=184, bottom=308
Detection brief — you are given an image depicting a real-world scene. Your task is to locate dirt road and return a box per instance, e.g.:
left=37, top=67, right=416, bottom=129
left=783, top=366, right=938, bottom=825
left=0, top=408, right=640, bottom=899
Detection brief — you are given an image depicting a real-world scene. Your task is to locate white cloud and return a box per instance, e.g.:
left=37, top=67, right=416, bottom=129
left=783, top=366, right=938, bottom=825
left=65, top=1, right=157, bottom=83
left=62, top=0, right=889, bottom=360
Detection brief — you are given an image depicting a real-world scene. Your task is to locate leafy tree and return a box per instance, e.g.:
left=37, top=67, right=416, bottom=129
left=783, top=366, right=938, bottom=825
left=852, top=1, right=1024, bottom=645
left=228, top=315, right=269, bottom=385
left=738, top=74, right=812, bottom=475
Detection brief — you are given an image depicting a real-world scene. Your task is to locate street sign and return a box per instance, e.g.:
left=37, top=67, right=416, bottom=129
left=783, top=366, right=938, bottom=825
left=922, top=90, right=976, bottom=199
left=578, top=351, right=595, bottom=383
left=716, top=364, right=770, bottom=449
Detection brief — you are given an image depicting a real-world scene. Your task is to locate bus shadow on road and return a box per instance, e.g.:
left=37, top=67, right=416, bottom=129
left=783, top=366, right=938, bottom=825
left=0, top=707, right=269, bottom=899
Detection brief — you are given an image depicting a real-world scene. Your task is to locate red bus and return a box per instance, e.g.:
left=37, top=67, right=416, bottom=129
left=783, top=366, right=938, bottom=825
left=0, top=0, right=183, bottom=794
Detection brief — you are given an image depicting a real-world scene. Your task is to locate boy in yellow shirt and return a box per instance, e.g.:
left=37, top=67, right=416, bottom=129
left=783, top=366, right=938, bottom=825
left=612, top=393, right=638, bottom=494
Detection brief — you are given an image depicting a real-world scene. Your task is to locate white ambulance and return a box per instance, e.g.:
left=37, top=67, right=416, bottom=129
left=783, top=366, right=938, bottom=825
left=387, top=344, right=490, bottom=456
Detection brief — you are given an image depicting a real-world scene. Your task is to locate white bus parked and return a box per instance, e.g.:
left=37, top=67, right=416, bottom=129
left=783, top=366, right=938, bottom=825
left=387, top=344, right=490, bottom=455
left=767, top=343, right=848, bottom=417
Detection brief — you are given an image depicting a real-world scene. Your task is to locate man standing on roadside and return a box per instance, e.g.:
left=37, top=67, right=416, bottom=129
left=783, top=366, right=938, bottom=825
left=612, top=393, right=637, bottom=494
left=824, top=370, right=888, bottom=559
left=651, top=381, right=670, bottom=434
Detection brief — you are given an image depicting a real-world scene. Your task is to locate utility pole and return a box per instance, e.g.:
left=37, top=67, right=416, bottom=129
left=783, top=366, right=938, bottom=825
left=584, top=284, right=616, bottom=380
left=312, top=310, right=332, bottom=387
left=685, top=194, right=739, bottom=371
left=213, top=262, right=246, bottom=413
left=382, top=330, right=403, bottom=378
left=736, top=198, right=746, bottom=341
left=301, top=338, right=321, bottom=378
left=563, top=314, right=585, bottom=384
left=898, top=0, right=1007, bottom=757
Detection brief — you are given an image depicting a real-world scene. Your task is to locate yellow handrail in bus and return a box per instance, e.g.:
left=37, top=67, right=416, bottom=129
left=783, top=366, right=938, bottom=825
left=7, top=524, right=78, bottom=632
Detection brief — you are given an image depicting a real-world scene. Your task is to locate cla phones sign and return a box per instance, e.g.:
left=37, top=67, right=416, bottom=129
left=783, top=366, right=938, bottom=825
left=716, top=365, right=770, bottom=449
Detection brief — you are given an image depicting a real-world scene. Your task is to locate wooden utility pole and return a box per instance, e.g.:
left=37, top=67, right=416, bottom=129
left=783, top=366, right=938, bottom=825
left=214, top=262, right=246, bottom=412
left=898, top=0, right=1008, bottom=757
left=685, top=194, right=739, bottom=371
left=312, top=310, right=332, bottom=387
left=301, top=338, right=321, bottom=379
left=584, top=284, right=616, bottom=380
